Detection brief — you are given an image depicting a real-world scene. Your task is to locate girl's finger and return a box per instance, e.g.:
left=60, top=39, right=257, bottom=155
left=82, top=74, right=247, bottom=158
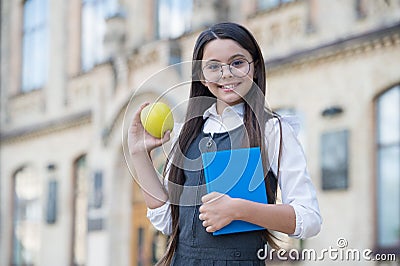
left=132, top=102, right=150, bottom=124
left=206, top=226, right=215, bottom=233
left=201, top=192, right=222, bottom=203
left=198, top=213, right=204, bottom=220
left=150, top=130, right=170, bottom=147
left=161, top=130, right=171, bottom=143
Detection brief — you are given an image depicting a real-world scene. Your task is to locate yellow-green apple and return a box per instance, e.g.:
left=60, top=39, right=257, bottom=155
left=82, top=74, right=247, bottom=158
left=140, top=102, right=174, bottom=138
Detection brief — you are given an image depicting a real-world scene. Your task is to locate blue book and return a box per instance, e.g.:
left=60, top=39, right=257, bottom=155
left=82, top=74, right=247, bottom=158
left=201, top=147, right=268, bottom=236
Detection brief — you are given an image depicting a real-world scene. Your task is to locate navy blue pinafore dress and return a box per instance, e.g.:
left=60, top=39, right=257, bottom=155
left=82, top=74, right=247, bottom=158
left=171, top=123, right=274, bottom=265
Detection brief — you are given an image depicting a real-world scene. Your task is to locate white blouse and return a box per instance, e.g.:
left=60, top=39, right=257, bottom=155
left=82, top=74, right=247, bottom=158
left=146, top=102, right=322, bottom=239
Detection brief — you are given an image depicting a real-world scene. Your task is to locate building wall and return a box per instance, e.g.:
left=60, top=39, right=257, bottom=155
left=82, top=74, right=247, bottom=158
left=267, top=29, right=400, bottom=266
left=1, top=0, right=399, bottom=265
left=1, top=123, right=92, bottom=265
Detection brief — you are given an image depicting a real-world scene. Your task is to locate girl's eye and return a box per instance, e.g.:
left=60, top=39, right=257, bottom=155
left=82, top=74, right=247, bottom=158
left=230, top=59, right=246, bottom=68
left=205, top=63, right=221, bottom=71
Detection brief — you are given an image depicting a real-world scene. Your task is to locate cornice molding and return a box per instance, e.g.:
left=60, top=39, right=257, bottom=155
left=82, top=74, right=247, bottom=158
left=266, top=22, right=400, bottom=73
left=0, top=110, right=92, bottom=144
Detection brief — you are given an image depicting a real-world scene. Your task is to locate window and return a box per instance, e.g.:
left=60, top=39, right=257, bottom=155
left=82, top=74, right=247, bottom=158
left=376, top=85, right=400, bottom=250
left=258, top=0, right=294, bottom=10
left=81, top=0, right=118, bottom=71
left=72, top=155, right=88, bottom=266
left=21, top=0, right=49, bottom=92
left=87, top=171, right=104, bottom=231
left=355, top=0, right=367, bottom=19
left=152, top=231, right=167, bottom=264
left=137, top=227, right=145, bottom=266
left=157, top=0, right=192, bottom=39
left=321, top=130, right=349, bottom=190
left=12, top=166, right=42, bottom=265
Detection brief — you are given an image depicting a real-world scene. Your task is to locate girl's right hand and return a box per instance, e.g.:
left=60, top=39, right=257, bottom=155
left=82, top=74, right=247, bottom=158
left=128, top=102, right=171, bottom=155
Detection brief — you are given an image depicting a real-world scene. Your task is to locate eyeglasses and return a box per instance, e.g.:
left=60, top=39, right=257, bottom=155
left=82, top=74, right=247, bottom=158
left=202, top=58, right=253, bottom=82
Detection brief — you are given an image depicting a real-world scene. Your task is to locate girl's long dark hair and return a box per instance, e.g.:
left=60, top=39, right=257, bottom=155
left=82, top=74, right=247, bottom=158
left=158, top=22, right=279, bottom=265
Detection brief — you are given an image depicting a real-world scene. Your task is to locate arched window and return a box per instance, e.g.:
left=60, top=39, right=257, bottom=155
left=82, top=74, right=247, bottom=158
left=72, top=155, right=88, bottom=266
left=12, top=166, right=42, bottom=265
left=375, top=85, right=400, bottom=251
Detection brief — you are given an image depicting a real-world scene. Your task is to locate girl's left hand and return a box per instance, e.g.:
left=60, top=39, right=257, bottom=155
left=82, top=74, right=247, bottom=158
left=199, top=192, right=237, bottom=233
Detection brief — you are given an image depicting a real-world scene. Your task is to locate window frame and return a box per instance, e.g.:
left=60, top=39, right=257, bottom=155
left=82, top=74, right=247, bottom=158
left=80, top=0, right=118, bottom=72
left=21, top=0, right=49, bottom=92
left=157, top=0, right=193, bottom=39
left=10, top=165, right=42, bottom=266
left=374, top=84, right=400, bottom=254
left=70, top=154, right=89, bottom=266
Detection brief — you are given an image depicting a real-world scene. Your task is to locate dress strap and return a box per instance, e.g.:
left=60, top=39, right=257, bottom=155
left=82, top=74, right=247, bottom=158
left=276, top=116, right=283, bottom=179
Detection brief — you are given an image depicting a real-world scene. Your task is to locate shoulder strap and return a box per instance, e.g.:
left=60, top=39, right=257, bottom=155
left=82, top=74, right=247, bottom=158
left=276, top=116, right=283, bottom=179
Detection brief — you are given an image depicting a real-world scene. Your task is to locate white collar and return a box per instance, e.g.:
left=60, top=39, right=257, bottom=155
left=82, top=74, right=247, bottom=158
left=202, top=102, right=245, bottom=134
left=203, top=102, right=245, bottom=120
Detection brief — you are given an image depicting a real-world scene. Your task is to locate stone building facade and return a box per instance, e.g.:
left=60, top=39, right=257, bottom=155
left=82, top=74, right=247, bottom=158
left=1, top=0, right=399, bottom=265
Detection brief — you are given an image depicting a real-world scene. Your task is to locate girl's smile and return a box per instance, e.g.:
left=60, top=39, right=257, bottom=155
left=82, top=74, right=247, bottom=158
left=217, top=82, right=242, bottom=92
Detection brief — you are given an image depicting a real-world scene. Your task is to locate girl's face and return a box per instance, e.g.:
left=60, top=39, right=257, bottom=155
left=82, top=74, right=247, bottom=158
left=201, top=38, right=254, bottom=114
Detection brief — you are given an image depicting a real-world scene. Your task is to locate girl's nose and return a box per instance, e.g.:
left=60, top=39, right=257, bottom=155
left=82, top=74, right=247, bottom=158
left=220, top=64, right=233, bottom=79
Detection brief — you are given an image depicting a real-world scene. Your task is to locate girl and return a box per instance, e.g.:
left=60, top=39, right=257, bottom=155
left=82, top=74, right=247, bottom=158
left=128, top=22, right=322, bottom=265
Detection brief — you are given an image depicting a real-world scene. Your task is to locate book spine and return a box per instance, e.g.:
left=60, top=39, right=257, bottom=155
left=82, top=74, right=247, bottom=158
left=202, top=154, right=213, bottom=194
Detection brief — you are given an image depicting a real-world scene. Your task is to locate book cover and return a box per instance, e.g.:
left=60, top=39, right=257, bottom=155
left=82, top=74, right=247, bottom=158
left=201, top=147, right=268, bottom=236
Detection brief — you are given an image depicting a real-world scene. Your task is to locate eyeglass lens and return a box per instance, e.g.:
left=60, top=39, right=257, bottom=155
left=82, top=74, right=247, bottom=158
left=202, top=59, right=251, bottom=82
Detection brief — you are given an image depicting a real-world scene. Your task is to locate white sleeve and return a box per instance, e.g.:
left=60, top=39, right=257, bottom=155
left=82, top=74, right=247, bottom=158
left=146, top=187, right=172, bottom=235
left=266, top=117, right=322, bottom=239
left=146, top=122, right=183, bottom=236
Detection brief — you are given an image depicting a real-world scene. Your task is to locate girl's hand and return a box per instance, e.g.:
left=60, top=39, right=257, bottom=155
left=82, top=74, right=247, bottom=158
left=199, top=192, right=237, bottom=233
left=128, top=102, right=171, bottom=155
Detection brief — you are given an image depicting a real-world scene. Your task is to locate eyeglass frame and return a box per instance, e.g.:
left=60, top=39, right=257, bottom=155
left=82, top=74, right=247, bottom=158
left=201, top=58, right=254, bottom=82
